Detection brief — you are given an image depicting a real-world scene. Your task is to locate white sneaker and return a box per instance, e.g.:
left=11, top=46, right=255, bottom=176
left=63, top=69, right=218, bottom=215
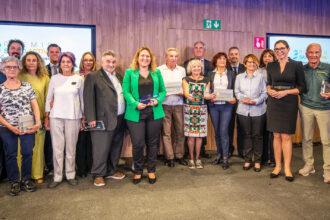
left=195, top=159, right=204, bottom=169
left=323, top=174, right=330, bottom=184
left=298, top=165, right=315, bottom=176
left=188, top=160, right=195, bottom=169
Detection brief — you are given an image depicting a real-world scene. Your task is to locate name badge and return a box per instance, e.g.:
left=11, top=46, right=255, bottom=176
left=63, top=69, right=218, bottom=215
left=71, top=82, right=77, bottom=85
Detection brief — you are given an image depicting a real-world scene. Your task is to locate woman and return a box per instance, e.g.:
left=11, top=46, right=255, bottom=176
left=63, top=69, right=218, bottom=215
left=76, top=52, right=97, bottom=177
left=267, top=40, right=306, bottom=181
left=45, top=52, right=84, bottom=188
left=235, top=54, right=267, bottom=172
left=0, top=56, right=41, bottom=196
left=183, top=59, right=214, bottom=169
left=208, top=52, right=236, bottom=170
left=123, top=47, right=166, bottom=184
left=19, top=51, right=50, bottom=184
left=259, top=49, right=276, bottom=167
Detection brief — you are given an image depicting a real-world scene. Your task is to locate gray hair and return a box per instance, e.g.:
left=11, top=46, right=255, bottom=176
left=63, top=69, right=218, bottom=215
left=306, top=43, right=322, bottom=53
left=186, top=59, right=203, bottom=76
left=1, top=56, right=22, bottom=70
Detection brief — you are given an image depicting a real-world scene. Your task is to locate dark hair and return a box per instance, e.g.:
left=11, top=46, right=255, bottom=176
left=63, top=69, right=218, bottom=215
left=47, top=43, right=61, bottom=53
left=228, top=46, right=239, bottom=53
left=58, top=52, right=76, bottom=73
left=7, top=39, right=25, bottom=53
left=212, top=52, right=229, bottom=68
left=259, top=49, right=276, bottom=68
left=274, top=40, right=289, bottom=49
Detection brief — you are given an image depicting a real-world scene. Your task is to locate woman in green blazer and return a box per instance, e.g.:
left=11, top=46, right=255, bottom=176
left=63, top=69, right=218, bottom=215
left=123, top=47, right=166, bottom=184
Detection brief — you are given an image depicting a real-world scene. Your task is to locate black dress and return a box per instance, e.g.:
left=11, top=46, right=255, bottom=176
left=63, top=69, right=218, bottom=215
left=266, top=58, right=306, bottom=134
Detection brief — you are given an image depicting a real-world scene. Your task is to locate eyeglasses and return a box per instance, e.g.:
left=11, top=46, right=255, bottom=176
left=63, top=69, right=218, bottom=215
left=4, top=66, right=19, bottom=70
left=274, top=47, right=287, bottom=52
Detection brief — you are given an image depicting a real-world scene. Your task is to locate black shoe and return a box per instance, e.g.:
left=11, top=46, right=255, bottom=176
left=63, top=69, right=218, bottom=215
left=22, top=180, right=36, bottom=192
left=133, top=175, right=142, bottom=185
left=270, top=172, right=280, bottom=178
left=243, top=163, right=252, bottom=171
left=285, top=175, right=294, bottom=182
left=9, top=182, right=20, bottom=196
left=48, top=181, right=62, bottom=188
left=212, top=157, right=223, bottom=165
left=254, top=167, right=262, bottom=172
left=67, top=179, right=78, bottom=186
left=176, top=158, right=188, bottom=166
left=222, top=160, right=229, bottom=170
left=166, top=159, right=175, bottom=167
left=148, top=173, right=157, bottom=184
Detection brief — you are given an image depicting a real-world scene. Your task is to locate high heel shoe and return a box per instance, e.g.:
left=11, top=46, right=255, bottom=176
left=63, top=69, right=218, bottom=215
left=285, top=175, right=294, bottom=182
left=148, top=173, right=157, bottom=184
left=132, top=174, right=142, bottom=185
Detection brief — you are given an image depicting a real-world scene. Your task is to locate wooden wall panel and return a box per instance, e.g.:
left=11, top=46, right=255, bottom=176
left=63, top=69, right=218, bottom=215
left=1, top=0, right=329, bottom=147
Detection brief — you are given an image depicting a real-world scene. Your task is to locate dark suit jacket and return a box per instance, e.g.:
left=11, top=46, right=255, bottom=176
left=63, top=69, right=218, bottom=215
left=227, top=63, right=246, bottom=75
left=207, top=69, right=236, bottom=107
left=183, top=58, right=214, bottom=78
left=83, top=68, right=123, bottom=131
left=46, top=64, right=52, bottom=78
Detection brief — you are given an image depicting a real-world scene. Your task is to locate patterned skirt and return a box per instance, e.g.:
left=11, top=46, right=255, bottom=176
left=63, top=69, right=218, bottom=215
left=183, top=104, right=208, bottom=137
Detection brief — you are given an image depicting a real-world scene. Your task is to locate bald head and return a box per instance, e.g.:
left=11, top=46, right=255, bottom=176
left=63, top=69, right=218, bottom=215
left=306, top=43, right=322, bottom=69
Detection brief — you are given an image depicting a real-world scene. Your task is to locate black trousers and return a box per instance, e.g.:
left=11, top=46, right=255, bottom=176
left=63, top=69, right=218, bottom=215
left=127, top=109, right=163, bottom=174
left=44, top=130, right=53, bottom=172
left=229, top=105, right=244, bottom=157
left=237, top=114, right=265, bottom=163
left=90, top=115, right=125, bottom=177
left=0, top=138, right=7, bottom=180
left=76, top=131, right=93, bottom=176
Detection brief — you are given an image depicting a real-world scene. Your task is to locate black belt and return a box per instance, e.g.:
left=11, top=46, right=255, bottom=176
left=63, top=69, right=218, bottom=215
left=272, top=85, right=295, bottom=90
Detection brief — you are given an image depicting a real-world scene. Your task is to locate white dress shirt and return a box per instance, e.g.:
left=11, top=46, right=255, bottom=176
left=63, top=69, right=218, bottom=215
left=106, top=71, right=125, bottom=115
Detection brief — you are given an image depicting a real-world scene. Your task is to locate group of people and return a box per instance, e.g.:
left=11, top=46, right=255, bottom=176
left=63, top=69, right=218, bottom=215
left=0, top=39, right=329, bottom=197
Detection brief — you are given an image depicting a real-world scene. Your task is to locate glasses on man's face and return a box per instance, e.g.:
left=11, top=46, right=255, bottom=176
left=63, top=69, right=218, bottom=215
left=274, top=47, right=287, bottom=52
left=4, top=66, right=19, bottom=70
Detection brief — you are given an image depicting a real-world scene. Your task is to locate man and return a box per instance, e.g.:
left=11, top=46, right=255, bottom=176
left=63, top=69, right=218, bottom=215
left=183, top=41, right=214, bottom=78
left=228, top=46, right=246, bottom=75
left=43, top=43, right=61, bottom=176
left=158, top=48, right=187, bottom=167
left=227, top=46, right=246, bottom=158
left=46, top=44, right=61, bottom=77
left=84, top=50, right=126, bottom=187
left=7, top=39, right=24, bottom=59
left=298, top=43, right=330, bottom=184
left=183, top=41, right=213, bottom=159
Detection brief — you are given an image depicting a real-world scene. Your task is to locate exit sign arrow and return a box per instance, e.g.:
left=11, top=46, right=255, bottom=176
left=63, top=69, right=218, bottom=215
left=203, top=19, right=221, bottom=30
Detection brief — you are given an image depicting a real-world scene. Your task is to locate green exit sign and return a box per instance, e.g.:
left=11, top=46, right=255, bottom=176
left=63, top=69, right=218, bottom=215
left=203, top=19, right=221, bottom=30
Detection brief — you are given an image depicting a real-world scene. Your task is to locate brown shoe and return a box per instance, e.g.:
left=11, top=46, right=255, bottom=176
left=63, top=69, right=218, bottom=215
left=35, top=178, right=44, bottom=184
left=106, top=171, right=126, bottom=180
left=94, top=177, right=106, bottom=187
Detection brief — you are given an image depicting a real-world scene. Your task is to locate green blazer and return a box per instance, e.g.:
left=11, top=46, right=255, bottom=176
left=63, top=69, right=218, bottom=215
left=123, top=68, right=166, bottom=122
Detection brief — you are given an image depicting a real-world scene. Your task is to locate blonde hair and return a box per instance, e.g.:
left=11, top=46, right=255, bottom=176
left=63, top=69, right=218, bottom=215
left=79, top=52, right=97, bottom=72
left=165, top=48, right=179, bottom=56
left=130, top=47, right=157, bottom=72
left=243, top=54, right=259, bottom=67
left=186, top=59, right=203, bottom=76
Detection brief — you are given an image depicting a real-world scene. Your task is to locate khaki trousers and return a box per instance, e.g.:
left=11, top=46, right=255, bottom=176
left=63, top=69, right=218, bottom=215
left=162, top=105, right=184, bottom=160
left=299, top=104, right=330, bottom=173
left=50, top=118, right=80, bottom=182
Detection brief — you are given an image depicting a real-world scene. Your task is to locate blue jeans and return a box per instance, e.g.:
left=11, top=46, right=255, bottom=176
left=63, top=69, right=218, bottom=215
left=209, top=104, right=233, bottom=158
left=0, top=127, right=35, bottom=183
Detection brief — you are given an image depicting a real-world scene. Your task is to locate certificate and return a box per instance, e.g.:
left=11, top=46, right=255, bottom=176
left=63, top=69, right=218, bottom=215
left=214, top=89, right=233, bottom=101
left=166, top=81, right=182, bottom=95
left=18, top=115, right=35, bottom=132
left=321, top=80, right=330, bottom=93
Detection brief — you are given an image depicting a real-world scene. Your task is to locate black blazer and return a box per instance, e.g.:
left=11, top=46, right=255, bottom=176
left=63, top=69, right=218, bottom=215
left=46, top=64, right=52, bottom=78
left=207, top=69, right=236, bottom=107
left=227, top=63, right=246, bottom=75
left=83, top=68, right=123, bottom=131
left=183, top=58, right=214, bottom=78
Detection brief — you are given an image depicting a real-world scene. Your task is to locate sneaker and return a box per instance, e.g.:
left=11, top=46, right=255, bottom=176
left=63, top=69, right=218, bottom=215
left=9, top=182, right=20, bottom=196
left=188, top=160, right=195, bottom=169
left=67, top=179, right=78, bottom=186
left=48, top=181, right=62, bottom=188
left=298, top=165, right=315, bottom=177
left=195, top=159, right=204, bottom=169
left=94, top=177, right=106, bottom=187
left=106, top=171, right=126, bottom=180
left=22, top=180, right=36, bottom=192
left=323, top=174, right=330, bottom=184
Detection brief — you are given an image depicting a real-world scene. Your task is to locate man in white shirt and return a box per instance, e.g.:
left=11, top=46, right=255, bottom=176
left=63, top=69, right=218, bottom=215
left=84, top=51, right=126, bottom=187
left=158, top=48, right=187, bottom=167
